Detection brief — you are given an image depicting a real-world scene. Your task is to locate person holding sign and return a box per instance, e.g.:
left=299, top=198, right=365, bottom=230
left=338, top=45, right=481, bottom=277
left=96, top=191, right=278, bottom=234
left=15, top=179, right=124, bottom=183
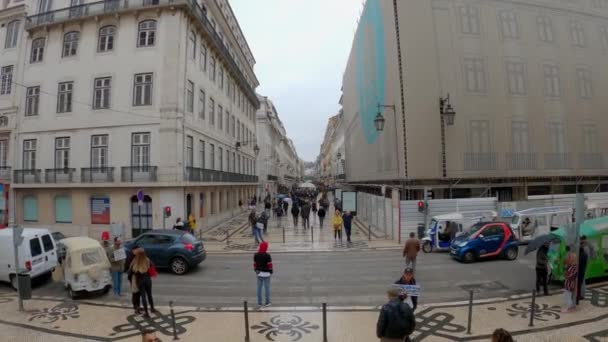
left=108, top=238, right=126, bottom=296
left=395, top=267, right=418, bottom=311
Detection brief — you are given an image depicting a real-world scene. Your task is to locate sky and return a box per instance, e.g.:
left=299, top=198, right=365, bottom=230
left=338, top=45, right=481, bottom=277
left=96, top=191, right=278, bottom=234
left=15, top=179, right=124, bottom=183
left=230, top=0, right=362, bottom=162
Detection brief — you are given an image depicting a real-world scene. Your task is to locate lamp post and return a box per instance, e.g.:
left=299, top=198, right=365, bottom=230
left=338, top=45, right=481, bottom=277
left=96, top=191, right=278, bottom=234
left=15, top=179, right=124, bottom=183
left=438, top=94, right=456, bottom=179
left=376, top=103, right=400, bottom=242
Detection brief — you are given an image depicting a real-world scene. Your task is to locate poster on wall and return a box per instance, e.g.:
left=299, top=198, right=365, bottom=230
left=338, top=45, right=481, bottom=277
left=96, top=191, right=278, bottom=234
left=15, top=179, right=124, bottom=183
left=335, top=189, right=342, bottom=203
left=341, top=191, right=357, bottom=216
left=199, top=193, right=205, bottom=218
left=91, top=196, right=110, bottom=224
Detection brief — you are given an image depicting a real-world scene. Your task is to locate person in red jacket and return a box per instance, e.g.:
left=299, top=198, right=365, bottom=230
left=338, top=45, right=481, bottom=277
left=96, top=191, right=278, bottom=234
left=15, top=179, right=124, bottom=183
left=254, top=241, right=273, bottom=308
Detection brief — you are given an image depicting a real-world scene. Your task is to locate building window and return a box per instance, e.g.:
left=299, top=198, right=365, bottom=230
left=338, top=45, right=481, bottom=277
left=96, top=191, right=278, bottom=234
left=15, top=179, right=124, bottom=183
left=55, top=137, right=70, bottom=169
left=226, top=76, right=231, bottom=97
left=91, top=134, right=108, bottom=168
left=189, top=30, right=196, bottom=59
left=577, top=68, right=593, bottom=99
left=464, top=58, right=486, bottom=93
left=131, top=132, right=150, bottom=167
left=237, top=119, right=241, bottom=140
left=198, top=89, right=206, bottom=119
left=0, top=140, right=8, bottom=168
left=537, top=16, right=554, bottom=43
left=505, top=61, right=526, bottom=95
left=4, top=20, right=20, bottom=49
left=0, top=65, right=13, bottom=95
left=232, top=152, right=236, bottom=172
left=210, top=143, right=215, bottom=170
left=54, top=196, right=72, bottom=223
left=23, top=196, right=38, bottom=222
left=23, top=139, right=36, bottom=169
left=460, top=5, right=480, bottom=35
left=98, top=25, right=116, bottom=52
left=25, top=86, right=40, bottom=116
left=218, top=147, right=223, bottom=171
left=57, top=82, right=73, bottom=113
left=583, top=125, right=598, bottom=154
left=133, top=73, right=153, bottom=106
left=548, top=122, right=566, bottom=154
left=218, top=105, right=223, bottom=130
left=62, top=31, right=79, bottom=57
left=570, top=21, right=585, bottom=47
left=30, top=38, right=45, bottom=63
left=138, top=20, right=156, bottom=47
left=511, top=121, right=530, bottom=154
left=543, top=64, right=561, bottom=98
left=231, top=116, right=235, bottom=137
left=93, top=77, right=111, bottom=109
left=209, top=98, right=215, bottom=125
left=131, top=195, right=152, bottom=235
left=186, top=80, right=194, bottom=112
left=468, top=120, right=491, bottom=153
left=225, top=112, right=230, bottom=134
left=219, top=66, right=224, bottom=90
left=199, top=140, right=205, bottom=168
left=200, top=43, right=207, bottom=72
left=600, top=25, right=608, bottom=49
left=498, top=10, right=519, bottom=39
left=210, top=56, right=216, bottom=82
left=186, top=135, right=193, bottom=167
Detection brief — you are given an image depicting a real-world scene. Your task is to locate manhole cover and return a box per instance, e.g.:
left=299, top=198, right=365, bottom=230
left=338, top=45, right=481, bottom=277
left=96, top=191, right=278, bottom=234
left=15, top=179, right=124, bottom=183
left=459, top=281, right=508, bottom=293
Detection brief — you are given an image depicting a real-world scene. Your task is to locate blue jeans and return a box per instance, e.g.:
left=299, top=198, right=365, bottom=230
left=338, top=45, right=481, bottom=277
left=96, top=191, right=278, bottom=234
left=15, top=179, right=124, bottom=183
left=253, top=226, right=264, bottom=243
left=257, top=276, right=271, bottom=305
left=111, top=271, right=123, bottom=295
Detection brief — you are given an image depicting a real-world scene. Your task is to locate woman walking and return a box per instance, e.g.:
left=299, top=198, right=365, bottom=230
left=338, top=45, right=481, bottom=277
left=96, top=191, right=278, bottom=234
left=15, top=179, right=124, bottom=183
left=332, top=209, right=343, bottom=242
left=129, top=248, right=158, bottom=318
left=562, top=251, right=578, bottom=313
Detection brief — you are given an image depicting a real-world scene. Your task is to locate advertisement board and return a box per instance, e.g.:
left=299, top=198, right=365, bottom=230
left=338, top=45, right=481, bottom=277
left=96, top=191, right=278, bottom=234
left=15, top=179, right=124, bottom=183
left=91, top=196, right=110, bottom=224
left=342, top=191, right=358, bottom=215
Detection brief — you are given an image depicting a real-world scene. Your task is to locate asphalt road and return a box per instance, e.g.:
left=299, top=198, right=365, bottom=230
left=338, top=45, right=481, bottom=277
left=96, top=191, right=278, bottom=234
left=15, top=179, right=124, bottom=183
left=3, top=247, right=554, bottom=307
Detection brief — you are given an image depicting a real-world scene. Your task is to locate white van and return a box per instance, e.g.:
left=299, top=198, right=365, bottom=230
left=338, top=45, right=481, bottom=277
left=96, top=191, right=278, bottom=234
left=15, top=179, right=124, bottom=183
left=0, top=228, right=58, bottom=289
left=509, top=207, right=573, bottom=242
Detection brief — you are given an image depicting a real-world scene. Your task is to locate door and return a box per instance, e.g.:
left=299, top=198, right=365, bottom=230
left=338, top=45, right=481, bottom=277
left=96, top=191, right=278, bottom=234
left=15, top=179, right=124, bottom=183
left=479, top=225, right=505, bottom=257
left=28, top=237, right=46, bottom=277
left=40, top=234, right=58, bottom=270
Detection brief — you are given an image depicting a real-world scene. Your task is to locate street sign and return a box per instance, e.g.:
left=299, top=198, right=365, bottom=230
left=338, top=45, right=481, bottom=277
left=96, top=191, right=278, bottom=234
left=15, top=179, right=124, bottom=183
left=136, top=189, right=144, bottom=207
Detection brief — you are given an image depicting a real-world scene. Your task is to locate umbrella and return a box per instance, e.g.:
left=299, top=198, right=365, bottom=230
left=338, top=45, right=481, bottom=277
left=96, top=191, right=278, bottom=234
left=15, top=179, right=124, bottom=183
left=524, top=234, right=559, bottom=255
left=299, top=182, right=316, bottom=189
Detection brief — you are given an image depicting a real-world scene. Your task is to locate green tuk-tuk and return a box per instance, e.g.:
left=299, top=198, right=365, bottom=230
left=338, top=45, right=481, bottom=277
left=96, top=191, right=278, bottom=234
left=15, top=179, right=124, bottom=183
left=548, top=216, right=608, bottom=282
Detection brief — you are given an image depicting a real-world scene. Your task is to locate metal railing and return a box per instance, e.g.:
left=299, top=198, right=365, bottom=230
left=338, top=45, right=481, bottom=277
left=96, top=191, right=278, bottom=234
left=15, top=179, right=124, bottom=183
left=464, top=153, right=497, bottom=170
left=544, top=153, right=571, bottom=169
left=185, top=167, right=258, bottom=183
left=505, top=153, right=537, bottom=170
left=121, top=166, right=158, bottom=182
left=45, top=168, right=76, bottom=183
left=0, top=166, right=11, bottom=180
left=13, top=169, right=41, bottom=184
left=81, top=167, right=115, bottom=183
left=579, top=153, right=604, bottom=169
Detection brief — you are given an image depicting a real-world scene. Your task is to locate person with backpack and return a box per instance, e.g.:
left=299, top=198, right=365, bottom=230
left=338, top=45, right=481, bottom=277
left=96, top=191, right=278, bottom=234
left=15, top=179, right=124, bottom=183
left=317, top=206, right=326, bottom=229
left=254, top=241, right=273, bottom=308
left=376, top=288, right=416, bottom=342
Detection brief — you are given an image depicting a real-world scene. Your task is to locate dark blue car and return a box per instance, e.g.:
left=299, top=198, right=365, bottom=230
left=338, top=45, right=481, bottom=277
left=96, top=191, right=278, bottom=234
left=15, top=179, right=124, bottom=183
left=124, top=230, right=206, bottom=275
left=450, top=222, right=519, bottom=263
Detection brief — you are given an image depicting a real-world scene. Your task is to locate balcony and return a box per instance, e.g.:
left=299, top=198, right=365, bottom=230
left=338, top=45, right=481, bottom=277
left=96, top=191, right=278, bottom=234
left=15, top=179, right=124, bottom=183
left=185, top=167, right=258, bottom=183
left=0, top=167, right=11, bottom=181
left=14, top=169, right=41, bottom=184
left=579, top=153, right=604, bottom=169
left=464, top=153, right=497, bottom=171
left=45, top=168, right=77, bottom=183
left=267, top=175, right=278, bottom=181
left=121, top=166, right=157, bottom=182
left=81, top=167, right=115, bottom=183
left=544, top=153, right=571, bottom=169
left=26, top=0, right=259, bottom=108
left=505, top=153, right=537, bottom=170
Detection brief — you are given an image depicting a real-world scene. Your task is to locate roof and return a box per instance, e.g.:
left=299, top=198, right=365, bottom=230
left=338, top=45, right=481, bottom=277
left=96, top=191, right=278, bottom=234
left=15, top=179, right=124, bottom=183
left=140, top=229, right=185, bottom=235
left=61, top=237, right=102, bottom=250
left=515, top=206, right=572, bottom=215
left=0, top=228, right=51, bottom=237
left=552, top=216, right=608, bottom=239
left=433, top=211, right=497, bottom=221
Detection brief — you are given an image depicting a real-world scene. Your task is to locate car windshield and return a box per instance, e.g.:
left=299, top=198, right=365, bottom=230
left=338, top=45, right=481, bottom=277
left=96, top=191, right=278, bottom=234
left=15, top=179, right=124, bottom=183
left=181, top=233, right=198, bottom=244
left=464, top=223, right=485, bottom=237
left=429, top=219, right=438, bottom=230
left=81, top=249, right=103, bottom=266
left=511, top=215, right=520, bottom=225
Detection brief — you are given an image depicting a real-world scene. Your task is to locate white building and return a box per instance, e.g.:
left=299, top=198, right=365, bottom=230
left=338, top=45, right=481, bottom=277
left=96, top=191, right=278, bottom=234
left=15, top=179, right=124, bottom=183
left=9, top=0, right=260, bottom=238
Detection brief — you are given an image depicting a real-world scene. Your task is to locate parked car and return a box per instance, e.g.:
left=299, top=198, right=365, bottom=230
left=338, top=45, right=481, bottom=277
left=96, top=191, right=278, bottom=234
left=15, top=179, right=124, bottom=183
left=123, top=230, right=206, bottom=275
left=57, top=237, right=111, bottom=299
left=450, top=222, right=519, bottom=263
left=0, top=228, right=58, bottom=289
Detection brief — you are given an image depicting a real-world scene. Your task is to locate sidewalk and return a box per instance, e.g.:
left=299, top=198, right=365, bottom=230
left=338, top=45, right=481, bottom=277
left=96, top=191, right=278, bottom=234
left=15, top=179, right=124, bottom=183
left=0, top=282, right=606, bottom=341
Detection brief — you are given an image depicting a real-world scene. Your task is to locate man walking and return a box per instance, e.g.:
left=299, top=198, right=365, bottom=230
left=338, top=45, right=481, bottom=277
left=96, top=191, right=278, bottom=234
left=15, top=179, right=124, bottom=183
left=376, top=288, right=416, bottom=342
left=342, top=211, right=354, bottom=243
left=301, top=201, right=311, bottom=230
left=577, top=236, right=590, bottom=304
left=254, top=241, right=273, bottom=308
left=403, top=232, right=421, bottom=273
left=291, top=204, right=300, bottom=227
left=535, top=243, right=550, bottom=296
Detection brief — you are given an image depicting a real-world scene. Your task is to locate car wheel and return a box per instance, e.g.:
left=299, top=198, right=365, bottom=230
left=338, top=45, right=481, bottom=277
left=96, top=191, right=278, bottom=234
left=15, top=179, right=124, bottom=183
left=463, top=251, right=475, bottom=263
left=68, top=286, right=78, bottom=300
left=505, top=247, right=518, bottom=260
left=170, top=257, right=189, bottom=275
left=9, top=275, right=17, bottom=291
left=422, top=241, right=432, bottom=253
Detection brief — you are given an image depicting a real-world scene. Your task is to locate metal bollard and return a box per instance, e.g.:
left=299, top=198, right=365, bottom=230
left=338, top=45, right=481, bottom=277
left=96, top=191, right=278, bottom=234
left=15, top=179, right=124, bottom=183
left=243, top=301, right=250, bottom=342
left=529, top=290, right=537, bottom=327
left=226, top=229, right=230, bottom=246
left=368, top=225, right=371, bottom=241
left=466, top=290, right=473, bottom=334
left=322, top=303, right=328, bottom=342
left=282, top=223, right=285, bottom=243
left=170, top=300, right=179, bottom=340
left=311, top=223, right=314, bottom=243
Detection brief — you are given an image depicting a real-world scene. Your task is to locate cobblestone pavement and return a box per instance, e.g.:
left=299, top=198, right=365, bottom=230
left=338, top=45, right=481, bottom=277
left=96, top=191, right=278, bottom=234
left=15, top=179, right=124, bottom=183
left=0, top=282, right=607, bottom=341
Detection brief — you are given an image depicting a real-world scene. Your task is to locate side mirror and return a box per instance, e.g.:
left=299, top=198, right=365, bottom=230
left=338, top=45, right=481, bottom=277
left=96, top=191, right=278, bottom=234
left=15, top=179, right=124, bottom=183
left=479, top=234, right=484, bottom=238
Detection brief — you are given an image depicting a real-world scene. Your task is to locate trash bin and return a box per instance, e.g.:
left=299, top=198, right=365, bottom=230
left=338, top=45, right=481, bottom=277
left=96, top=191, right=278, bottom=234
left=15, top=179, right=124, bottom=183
left=417, top=223, right=426, bottom=239
left=17, top=272, right=31, bottom=300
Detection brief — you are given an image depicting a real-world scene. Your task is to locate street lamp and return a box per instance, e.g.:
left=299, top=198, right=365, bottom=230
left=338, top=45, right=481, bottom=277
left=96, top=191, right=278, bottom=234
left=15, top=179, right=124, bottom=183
left=374, top=112, right=386, bottom=132
left=376, top=102, right=401, bottom=195
left=253, top=144, right=260, bottom=156
left=439, top=93, right=456, bottom=126
left=336, top=152, right=342, bottom=159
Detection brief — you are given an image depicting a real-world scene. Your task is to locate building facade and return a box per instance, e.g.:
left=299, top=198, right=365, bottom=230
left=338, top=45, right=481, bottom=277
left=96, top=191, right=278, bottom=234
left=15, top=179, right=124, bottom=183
left=341, top=0, right=608, bottom=200
left=318, top=113, right=345, bottom=187
left=9, top=0, right=260, bottom=238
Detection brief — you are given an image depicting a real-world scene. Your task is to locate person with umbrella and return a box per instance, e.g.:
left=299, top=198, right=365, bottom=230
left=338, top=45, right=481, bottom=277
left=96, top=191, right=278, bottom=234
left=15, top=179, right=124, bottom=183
left=535, top=242, right=550, bottom=296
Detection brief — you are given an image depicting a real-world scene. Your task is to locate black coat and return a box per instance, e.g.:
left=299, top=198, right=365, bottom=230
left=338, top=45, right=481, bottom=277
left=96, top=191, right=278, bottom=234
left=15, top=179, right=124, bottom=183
left=376, top=299, right=416, bottom=339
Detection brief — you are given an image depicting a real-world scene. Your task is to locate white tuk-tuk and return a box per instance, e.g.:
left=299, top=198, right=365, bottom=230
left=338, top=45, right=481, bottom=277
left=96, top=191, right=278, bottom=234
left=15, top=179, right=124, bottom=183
left=57, top=237, right=111, bottom=299
left=509, top=207, right=573, bottom=242
left=422, top=211, right=497, bottom=253
left=585, top=201, right=608, bottom=219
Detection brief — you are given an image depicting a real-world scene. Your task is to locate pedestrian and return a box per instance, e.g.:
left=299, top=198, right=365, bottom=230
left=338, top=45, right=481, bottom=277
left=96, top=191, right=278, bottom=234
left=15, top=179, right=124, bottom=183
left=395, top=267, right=418, bottom=311
left=108, top=238, right=126, bottom=296
left=129, top=248, right=158, bottom=318
left=403, top=232, right=421, bottom=273
left=238, top=199, right=243, bottom=209
left=264, top=200, right=271, bottom=217
left=332, top=209, right=343, bottom=242
left=259, top=210, right=269, bottom=234
left=291, top=204, right=300, bottom=227
left=271, top=199, right=277, bottom=218
left=141, top=329, right=160, bottom=342
left=254, top=241, right=273, bottom=308
left=376, top=288, right=416, bottom=342
left=187, top=213, right=196, bottom=234
left=283, top=198, right=289, bottom=214
left=535, top=243, right=550, bottom=296
left=561, top=251, right=578, bottom=313
left=173, top=218, right=185, bottom=231
left=317, top=206, right=326, bottom=229
left=491, top=328, right=513, bottom=342
left=342, top=210, right=354, bottom=243
left=312, top=202, right=318, bottom=220
left=577, top=236, right=590, bottom=304
left=253, top=213, right=265, bottom=245
left=301, top=201, right=311, bottom=229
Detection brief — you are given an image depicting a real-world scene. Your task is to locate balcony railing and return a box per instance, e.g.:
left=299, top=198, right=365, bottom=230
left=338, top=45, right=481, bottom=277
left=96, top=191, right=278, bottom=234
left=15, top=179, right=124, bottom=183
left=45, top=168, right=76, bottom=183
left=0, top=166, right=11, bottom=180
left=505, top=153, right=537, bottom=170
left=464, top=153, right=497, bottom=171
left=579, top=153, right=604, bottom=169
left=121, top=166, right=157, bottom=182
left=185, top=167, right=258, bottom=183
left=81, top=167, right=115, bottom=183
left=267, top=175, right=278, bottom=181
left=26, top=0, right=259, bottom=108
left=544, top=153, right=571, bottom=169
left=14, top=169, right=42, bottom=184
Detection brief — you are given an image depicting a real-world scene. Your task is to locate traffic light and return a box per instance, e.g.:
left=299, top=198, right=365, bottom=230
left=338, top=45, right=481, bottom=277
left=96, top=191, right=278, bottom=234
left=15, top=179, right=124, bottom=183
left=164, top=206, right=172, bottom=218
left=417, top=201, right=425, bottom=213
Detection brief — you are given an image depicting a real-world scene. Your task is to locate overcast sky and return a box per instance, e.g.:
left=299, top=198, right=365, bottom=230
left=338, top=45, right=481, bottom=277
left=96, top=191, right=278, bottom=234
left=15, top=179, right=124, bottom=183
left=231, top=0, right=361, bottom=162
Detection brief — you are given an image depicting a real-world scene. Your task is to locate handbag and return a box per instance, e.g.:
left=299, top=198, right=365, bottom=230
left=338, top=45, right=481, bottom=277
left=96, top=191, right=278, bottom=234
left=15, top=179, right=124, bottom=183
left=148, top=265, right=158, bottom=278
